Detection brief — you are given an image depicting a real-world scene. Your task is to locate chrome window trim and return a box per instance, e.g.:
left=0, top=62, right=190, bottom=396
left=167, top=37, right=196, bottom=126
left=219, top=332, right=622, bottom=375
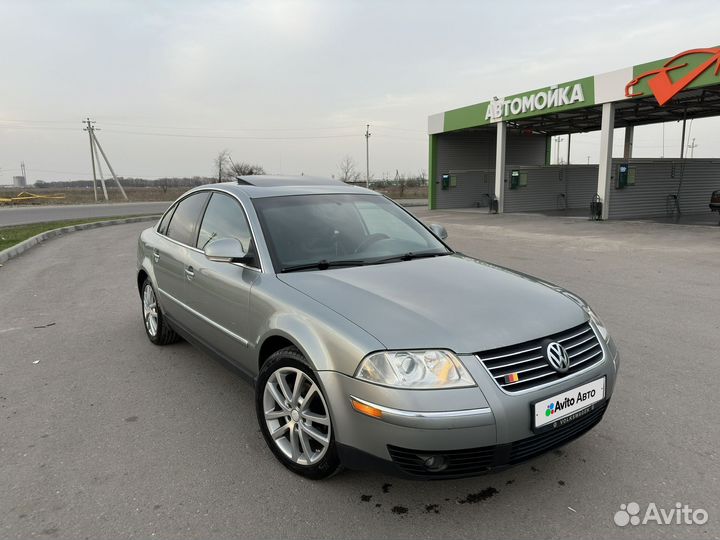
left=158, top=286, right=249, bottom=346
left=155, top=187, right=265, bottom=273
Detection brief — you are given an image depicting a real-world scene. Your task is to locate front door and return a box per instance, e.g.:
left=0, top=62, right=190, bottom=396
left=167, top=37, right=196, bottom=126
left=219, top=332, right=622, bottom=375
left=183, top=192, right=261, bottom=372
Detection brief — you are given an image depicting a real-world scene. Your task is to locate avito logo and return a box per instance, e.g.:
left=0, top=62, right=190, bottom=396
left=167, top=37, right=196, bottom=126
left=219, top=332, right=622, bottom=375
left=614, top=502, right=709, bottom=527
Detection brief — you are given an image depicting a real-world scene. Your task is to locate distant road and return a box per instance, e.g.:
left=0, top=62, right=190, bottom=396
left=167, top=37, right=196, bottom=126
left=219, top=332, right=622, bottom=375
left=0, top=202, right=171, bottom=227
left=0, top=198, right=426, bottom=227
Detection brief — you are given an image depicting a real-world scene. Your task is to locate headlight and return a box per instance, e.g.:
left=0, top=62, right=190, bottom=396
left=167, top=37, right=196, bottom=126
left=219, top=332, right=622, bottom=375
left=355, top=350, right=475, bottom=389
left=587, top=307, right=610, bottom=342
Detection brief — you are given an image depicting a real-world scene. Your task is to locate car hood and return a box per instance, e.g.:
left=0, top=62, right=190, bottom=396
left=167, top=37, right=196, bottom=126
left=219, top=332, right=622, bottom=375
left=278, top=254, right=587, bottom=353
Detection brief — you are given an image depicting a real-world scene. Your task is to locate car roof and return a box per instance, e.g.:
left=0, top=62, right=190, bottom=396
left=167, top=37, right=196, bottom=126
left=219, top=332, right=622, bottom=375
left=196, top=175, right=378, bottom=199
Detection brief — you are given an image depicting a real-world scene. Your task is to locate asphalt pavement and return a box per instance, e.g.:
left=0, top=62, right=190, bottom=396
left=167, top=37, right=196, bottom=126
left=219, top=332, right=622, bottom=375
left=0, top=202, right=171, bottom=227
left=0, top=212, right=718, bottom=539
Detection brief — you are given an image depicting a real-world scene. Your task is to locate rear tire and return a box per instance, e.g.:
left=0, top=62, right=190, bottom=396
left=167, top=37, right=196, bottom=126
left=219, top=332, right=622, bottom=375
left=255, top=346, right=342, bottom=479
left=141, top=278, right=180, bottom=346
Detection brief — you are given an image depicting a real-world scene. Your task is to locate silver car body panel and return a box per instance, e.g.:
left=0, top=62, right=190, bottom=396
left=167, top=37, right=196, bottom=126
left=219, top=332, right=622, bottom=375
left=137, top=180, right=619, bottom=471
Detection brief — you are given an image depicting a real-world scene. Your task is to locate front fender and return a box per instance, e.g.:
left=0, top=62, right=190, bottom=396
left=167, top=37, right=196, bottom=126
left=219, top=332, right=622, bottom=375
left=249, top=276, right=384, bottom=375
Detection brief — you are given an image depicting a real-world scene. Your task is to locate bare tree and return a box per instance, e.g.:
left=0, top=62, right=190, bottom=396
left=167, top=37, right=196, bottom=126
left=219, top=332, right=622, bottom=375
left=338, top=155, right=361, bottom=183
left=228, top=161, right=265, bottom=177
left=214, top=149, right=231, bottom=182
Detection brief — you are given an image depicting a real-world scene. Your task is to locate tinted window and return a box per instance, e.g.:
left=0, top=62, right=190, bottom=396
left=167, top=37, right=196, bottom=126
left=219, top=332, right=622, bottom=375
left=166, top=192, right=210, bottom=246
left=197, top=193, right=253, bottom=254
left=253, top=194, right=448, bottom=269
left=157, top=204, right=176, bottom=235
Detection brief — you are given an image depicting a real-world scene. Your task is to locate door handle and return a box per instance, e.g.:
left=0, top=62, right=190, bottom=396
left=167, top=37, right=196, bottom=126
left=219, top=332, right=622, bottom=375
left=152, top=249, right=160, bottom=262
left=185, top=266, right=195, bottom=280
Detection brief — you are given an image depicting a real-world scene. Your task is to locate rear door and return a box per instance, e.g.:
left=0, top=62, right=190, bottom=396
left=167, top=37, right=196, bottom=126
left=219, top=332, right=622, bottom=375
left=154, top=191, right=210, bottom=330
left=184, top=192, right=261, bottom=370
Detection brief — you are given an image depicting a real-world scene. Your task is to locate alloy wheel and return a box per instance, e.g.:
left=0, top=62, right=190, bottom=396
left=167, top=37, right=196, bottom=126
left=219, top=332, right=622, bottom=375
left=262, top=367, right=331, bottom=466
left=143, top=284, right=158, bottom=337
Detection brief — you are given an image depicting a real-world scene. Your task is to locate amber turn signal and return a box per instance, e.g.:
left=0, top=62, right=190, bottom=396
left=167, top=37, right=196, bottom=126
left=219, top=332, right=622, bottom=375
left=350, top=398, right=383, bottom=418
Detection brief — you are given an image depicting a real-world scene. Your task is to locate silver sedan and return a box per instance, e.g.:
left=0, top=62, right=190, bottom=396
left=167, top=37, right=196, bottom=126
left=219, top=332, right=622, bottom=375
left=136, top=176, right=619, bottom=479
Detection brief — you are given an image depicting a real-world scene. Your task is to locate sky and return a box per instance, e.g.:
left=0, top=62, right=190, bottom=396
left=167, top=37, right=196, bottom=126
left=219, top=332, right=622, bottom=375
left=1, top=0, right=720, bottom=184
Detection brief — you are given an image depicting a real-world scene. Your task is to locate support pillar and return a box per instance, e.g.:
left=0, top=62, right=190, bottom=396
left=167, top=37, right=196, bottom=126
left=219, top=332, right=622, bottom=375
left=566, top=133, right=572, bottom=165
left=597, top=103, right=615, bottom=220
left=494, top=121, right=506, bottom=214
left=623, top=125, right=634, bottom=159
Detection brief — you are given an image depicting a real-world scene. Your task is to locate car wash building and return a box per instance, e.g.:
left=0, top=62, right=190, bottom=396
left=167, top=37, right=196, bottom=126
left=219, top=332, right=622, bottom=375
left=427, top=47, right=720, bottom=220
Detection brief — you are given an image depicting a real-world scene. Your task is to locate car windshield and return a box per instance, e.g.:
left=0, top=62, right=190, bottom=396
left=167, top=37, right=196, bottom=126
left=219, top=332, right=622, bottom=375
left=252, top=193, right=450, bottom=272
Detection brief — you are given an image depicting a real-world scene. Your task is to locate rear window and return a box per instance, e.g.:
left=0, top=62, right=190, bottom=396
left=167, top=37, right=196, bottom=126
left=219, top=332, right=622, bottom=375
left=166, top=192, right=210, bottom=246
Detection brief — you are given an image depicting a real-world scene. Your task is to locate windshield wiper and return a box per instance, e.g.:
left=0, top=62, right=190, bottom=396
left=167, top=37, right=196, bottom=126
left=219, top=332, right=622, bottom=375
left=370, top=251, right=450, bottom=265
left=280, top=259, right=366, bottom=273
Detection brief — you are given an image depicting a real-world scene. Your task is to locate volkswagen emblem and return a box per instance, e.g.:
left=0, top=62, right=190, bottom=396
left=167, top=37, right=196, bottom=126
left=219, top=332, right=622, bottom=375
left=544, top=341, right=570, bottom=374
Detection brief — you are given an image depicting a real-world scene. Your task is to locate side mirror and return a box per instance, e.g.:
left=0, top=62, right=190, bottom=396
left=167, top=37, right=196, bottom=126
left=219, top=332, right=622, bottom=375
left=428, top=223, right=448, bottom=240
left=204, top=237, right=248, bottom=263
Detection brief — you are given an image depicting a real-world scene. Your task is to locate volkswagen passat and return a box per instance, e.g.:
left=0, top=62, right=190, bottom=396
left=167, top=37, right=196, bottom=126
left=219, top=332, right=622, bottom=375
left=136, top=176, right=619, bottom=479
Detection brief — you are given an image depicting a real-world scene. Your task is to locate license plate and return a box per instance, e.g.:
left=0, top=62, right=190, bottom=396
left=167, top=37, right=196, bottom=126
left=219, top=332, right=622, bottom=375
left=533, top=377, right=605, bottom=429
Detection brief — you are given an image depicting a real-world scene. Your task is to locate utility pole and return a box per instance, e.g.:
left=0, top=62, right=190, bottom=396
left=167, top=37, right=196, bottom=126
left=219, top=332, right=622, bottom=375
left=83, top=118, right=128, bottom=201
left=365, top=124, right=371, bottom=188
left=91, top=129, right=128, bottom=200
left=587, top=155, right=591, bottom=165
left=688, top=137, right=697, bottom=158
left=83, top=118, right=99, bottom=202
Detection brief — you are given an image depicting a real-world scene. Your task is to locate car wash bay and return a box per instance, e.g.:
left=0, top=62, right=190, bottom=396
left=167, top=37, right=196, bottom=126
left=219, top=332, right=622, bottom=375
left=427, top=47, right=720, bottom=220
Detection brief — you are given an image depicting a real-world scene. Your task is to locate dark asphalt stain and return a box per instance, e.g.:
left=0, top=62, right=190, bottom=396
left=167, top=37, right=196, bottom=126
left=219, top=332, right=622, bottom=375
left=41, top=528, right=59, bottom=536
left=124, top=416, right=139, bottom=422
left=381, top=483, right=392, bottom=493
left=391, top=506, right=408, bottom=515
left=530, top=466, right=540, bottom=472
left=505, top=479, right=515, bottom=485
left=153, top=504, right=162, bottom=510
left=34, top=322, right=56, bottom=329
left=375, top=503, right=381, bottom=508
left=424, top=504, right=440, bottom=514
left=360, top=494, right=372, bottom=502
left=40, top=434, right=49, bottom=438
left=458, top=487, right=499, bottom=504
left=558, top=480, right=566, bottom=486
left=19, top=514, right=27, bottom=519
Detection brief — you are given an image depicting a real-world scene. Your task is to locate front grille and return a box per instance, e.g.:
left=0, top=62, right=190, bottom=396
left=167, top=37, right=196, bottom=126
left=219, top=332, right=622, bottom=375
left=509, top=401, right=607, bottom=463
left=477, top=322, right=604, bottom=393
left=387, top=400, right=608, bottom=479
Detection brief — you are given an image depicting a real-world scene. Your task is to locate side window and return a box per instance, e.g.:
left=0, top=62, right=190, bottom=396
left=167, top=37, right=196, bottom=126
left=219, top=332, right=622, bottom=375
left=197, top=193, right=255, bottom=264
left=157, top=204, right=176, bottom=235
left=166, top=192, right=210, bottom=246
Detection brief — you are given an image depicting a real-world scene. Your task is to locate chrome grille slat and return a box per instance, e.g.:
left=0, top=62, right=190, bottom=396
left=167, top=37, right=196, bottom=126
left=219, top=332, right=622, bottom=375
left=564, top=334, right=594, bottom=350
left=476, top=322, right=605, bottom=393
left=491, top=361, right=552, bottom=379
left=481, top=345, right=542, bottom=362
left=487, top=356, right=545, bottom=372
left=556, top=327, right=592, bottom=343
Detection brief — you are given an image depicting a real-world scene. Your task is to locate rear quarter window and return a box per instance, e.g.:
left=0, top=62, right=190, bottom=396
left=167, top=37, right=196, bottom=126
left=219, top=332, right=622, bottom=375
left=165, top=192, right=210, bottom=246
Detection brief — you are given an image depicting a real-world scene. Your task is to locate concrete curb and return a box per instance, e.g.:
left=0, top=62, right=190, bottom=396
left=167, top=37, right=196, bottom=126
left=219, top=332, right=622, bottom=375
left=0, top=215, right=161, bottom=265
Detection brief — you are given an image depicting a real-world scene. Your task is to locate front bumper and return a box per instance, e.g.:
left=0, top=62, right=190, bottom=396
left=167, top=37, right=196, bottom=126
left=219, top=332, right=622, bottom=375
left=318, top=336, right=619, bottom=479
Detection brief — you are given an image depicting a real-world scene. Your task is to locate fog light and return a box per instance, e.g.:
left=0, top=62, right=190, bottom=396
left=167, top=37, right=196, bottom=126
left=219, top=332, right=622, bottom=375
left=419, top=454, right=447, bottom=472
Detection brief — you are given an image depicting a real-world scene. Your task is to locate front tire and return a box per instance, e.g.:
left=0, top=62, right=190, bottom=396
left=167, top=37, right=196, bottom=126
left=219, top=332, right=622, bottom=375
left=141, top=278, right=180, bottom=346
left=255, top=347, right=341, bottom=479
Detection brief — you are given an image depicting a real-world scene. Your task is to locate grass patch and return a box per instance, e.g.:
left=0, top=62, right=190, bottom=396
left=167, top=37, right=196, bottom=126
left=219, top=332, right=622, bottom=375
left=0, top=216, right=155, bottom=252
